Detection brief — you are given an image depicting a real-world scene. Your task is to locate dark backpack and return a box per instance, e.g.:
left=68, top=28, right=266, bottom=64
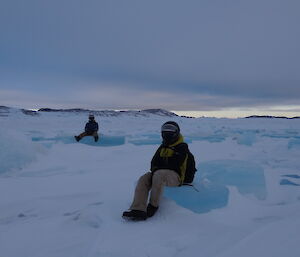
left=183, top=150, right=197, bottom=184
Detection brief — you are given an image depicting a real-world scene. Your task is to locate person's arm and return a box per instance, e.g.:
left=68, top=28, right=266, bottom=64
left=85, top=122, right=89, bottom=132
left=150, top=146, right=162, bottom=172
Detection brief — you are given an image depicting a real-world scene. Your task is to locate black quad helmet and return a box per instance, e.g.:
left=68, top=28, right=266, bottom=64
left=161, top=121, right=180, bottom=144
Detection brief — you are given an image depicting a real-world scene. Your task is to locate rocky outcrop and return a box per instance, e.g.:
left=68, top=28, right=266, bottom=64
left=37, top=108, right=178, bottom=117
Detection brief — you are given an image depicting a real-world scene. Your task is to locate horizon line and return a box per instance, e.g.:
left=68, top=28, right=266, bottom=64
left=2, top=105, right=299, bottom=119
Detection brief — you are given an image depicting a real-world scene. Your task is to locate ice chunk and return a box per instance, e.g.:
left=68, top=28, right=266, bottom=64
left=199, top=160, right=267, bottom=200
left=185, top=135, right=226, bottom=143
left=164, top=182, right=229, bottom=213
left=0, top=131, right=39, bottom=174
left=32, top=134, right=125, bottom=147
left=282, top=174, right=300, bottom=179
left=165, top=160, right=266, bottom=213
left=127, top=134, right=161, bottom=145
left=280, top=179, right=300, bottom=186
left=234, top=130, right=257, bottom=146
left=127, top=133, right=226, bottom=146
left=288, top=138, right=300, bottom=149
left=79, top=135, right=125, bottom=147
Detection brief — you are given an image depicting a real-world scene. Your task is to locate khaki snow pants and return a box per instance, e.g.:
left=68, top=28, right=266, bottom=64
left=78, top=131, right=98, bottom=140
left=130, top=169, right=180, bottom=212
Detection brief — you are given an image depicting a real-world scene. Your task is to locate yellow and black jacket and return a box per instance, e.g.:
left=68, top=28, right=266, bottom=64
left=150, top=134, right=189, bottom=184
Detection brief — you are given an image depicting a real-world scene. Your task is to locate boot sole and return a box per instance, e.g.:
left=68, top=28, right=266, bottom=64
left=122, top=215, right=147, bottom=221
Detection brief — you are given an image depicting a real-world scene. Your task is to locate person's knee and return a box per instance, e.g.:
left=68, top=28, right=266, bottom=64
left=152, top=170, right=165, bottom=185
left=137, top=172, right=152, bottom=186
left=152, top=169, right=180, bottom=187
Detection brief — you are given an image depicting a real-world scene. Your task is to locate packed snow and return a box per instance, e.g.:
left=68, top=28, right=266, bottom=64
left=0, top=109, right=300, bottom=257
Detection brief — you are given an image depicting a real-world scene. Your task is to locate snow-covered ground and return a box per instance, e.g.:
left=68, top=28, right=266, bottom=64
left=1, top=109, right=300, bottom=257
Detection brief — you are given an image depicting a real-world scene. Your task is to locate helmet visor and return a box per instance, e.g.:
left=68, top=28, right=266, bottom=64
left=161, top=123, right=178, bottom=133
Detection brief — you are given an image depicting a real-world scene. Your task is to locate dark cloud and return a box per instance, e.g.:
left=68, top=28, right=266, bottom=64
left=0, top=0, right=299, bottom=112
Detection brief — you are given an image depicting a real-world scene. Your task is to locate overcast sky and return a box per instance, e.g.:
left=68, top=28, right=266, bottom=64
left=0, top=0, right=299, bottom=116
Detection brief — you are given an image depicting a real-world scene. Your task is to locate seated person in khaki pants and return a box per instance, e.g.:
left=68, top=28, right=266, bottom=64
left=122, top=121, right=190, bottom=220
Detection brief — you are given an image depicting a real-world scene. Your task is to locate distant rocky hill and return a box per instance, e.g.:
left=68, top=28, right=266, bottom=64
left=0, top=106, right=10, bottom=117
left=0, top=106, right=38, bottom=116
left=0, top=106, right=179, bottom=118
left=37, top=108, right=178, bottom=117
left=245, top=115, right=300, bottom=120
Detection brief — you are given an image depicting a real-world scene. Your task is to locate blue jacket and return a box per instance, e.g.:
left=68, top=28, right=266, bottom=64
left=85, top=121, right=99, bottom=133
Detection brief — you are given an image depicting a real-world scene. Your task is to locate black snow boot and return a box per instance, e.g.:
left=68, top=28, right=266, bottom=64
left=122, top=210, right=147, bottom=221
left=74, top=136, right=80, bottom=142
left=94, top=136, right=99, bottom=142
left=147, top=204, right=158, bottom=217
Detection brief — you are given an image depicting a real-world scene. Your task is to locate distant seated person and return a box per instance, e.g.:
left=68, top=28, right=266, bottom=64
left=75, top=114, right=99, bottom=142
